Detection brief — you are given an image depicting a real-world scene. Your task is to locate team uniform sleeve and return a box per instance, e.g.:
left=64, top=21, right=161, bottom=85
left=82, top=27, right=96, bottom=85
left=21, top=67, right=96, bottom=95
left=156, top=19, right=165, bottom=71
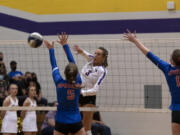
left=83, top=50, right=94, bottom=62
left=146, top=51, right=170, bottom=73
left=49, top=48, right=63, bottom=85
left=76, top=73, right=82, bottom=84
left=63, top=44, right=75, bottom=64
left=81, top=68, right=107, bottom=96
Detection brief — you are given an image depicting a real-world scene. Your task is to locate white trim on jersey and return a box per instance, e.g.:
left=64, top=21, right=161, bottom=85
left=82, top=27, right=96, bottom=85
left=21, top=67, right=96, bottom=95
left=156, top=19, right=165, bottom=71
left=52, top=67, right=58, bottom=72
left=80, top=49, right=94, bottom=62
left=83, top=50, right=94, bottom=59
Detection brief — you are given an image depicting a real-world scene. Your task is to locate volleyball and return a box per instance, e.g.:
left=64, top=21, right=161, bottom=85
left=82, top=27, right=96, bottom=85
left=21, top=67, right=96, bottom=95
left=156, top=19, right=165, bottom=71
left=28, top=32, right=43, bottom=48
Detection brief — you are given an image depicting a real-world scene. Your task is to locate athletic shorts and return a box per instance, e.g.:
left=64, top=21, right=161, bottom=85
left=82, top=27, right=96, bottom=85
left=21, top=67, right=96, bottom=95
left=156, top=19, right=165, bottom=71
left=79, top=95, right=96, bottom=106
left=54, top=121, right=83, bottom=134
left=172, top=111, right=180, bottom=124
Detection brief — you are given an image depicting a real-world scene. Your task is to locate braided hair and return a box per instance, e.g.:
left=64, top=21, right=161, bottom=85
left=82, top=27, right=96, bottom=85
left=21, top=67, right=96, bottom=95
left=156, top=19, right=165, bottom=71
left=172, top=49, right=180, bottom=67
left=98, top=47, right=108, bottom=68
left=64, top=63, right=79, bottom=84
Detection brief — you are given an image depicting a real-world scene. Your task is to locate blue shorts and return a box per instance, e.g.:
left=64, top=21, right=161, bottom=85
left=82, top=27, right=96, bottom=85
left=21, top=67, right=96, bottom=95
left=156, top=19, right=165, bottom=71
left=172, top=111, right=180, bottom=124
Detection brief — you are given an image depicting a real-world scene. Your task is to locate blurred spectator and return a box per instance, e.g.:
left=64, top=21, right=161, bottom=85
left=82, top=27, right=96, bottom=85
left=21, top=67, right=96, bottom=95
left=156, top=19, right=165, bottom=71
left=29, top=72, right=48, bottom=106
left=9, top=75, right=28, bottom=106
left=10, top=72, right=28, bottom=106
left=21, top=85, right=38, bottom=135
left=21, top=71, right=32, bottom=95
left=21, top=72, right=48, bottom=106
left=1, top=83, right=19, bottom=134
left=91, top=112, right=111, bottom=135
left=10, top=76, right=24, bottom=96
left=0, top=52, right=4, bottom=62
left=8, top=60, right=23, bottom=79
left=0, top=61, right=9, bottom=106
left=41, top=101, right=57, bottom=135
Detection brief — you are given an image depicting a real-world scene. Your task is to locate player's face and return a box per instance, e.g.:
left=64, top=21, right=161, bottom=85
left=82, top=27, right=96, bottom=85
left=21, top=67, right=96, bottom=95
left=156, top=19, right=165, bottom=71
left=9, top=84, right=18, bottom=96
left=93, top=49, right=104, bottom=66
left=29, top=86, right=36, bottom=97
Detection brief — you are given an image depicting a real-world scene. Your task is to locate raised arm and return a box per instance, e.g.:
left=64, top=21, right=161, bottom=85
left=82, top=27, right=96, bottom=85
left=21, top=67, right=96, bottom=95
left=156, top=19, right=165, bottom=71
left=73, top=44, right=94, bottom=62
left=124, top=29, right=170, bottom=73
left=124, top=29, right=149, bottom=55
left=81, top=68, right=107, bottom=96
left=57, top=32, right=75, bottom=64
left=44, top=40, right=63, bottom=84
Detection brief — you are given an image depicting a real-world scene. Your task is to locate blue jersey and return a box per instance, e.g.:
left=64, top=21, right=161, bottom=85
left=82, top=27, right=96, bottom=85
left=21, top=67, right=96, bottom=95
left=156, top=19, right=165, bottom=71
left=8, top=71, right=23, bottom=78
left=147, top=51, right=180, bottom=111
left=49, top=45, right=82, bottom=124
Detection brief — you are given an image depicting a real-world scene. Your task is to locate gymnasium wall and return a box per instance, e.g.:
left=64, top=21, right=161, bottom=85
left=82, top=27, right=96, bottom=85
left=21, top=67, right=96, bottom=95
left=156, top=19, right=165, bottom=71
left=0, top=0, right=180, bottom=14
left=0, top=0, right=180, bottom=35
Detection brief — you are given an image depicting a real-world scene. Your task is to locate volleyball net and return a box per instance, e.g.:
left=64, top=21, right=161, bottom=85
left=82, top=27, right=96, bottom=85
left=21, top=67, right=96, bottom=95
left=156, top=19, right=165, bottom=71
left=1, top=38, right=180, bottom=112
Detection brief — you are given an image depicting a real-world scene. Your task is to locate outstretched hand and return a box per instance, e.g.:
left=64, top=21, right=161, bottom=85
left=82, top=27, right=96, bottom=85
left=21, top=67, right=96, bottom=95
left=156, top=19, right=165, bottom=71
left=57, top=32, right=68, bottom=46
left=44, top=40, right=54, bottom=50
left=123, top=29, right=137, bottom=43
left=73, top=44, right=83, bottom=54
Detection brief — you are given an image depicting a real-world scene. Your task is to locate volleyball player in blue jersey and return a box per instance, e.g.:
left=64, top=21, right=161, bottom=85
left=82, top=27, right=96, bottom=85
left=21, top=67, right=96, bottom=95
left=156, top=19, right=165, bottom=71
left=57, top=35, right=108, bottom=135
left=43, top=33, right=85, bottom=135
left=124, top=29, right=180, bottom=135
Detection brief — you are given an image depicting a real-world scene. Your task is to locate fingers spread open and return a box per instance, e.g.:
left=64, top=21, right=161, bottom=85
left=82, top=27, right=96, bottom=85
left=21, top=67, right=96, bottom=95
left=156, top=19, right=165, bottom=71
left=126, top=29, right=131, bottom=33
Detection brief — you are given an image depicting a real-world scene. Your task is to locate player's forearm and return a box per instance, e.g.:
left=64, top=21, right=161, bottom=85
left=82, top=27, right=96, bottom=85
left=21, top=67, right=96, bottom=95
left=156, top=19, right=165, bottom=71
left=63, top=44, right=75, bottom=64
left=49, top=49, right=63, bottom=83
left=133, top=39, right=149, bottom=55
left=80, top=50, right=92, bottom=61
left=49, top=48, right=58, bottom=70
left=20, top=111, right=26, bottom=120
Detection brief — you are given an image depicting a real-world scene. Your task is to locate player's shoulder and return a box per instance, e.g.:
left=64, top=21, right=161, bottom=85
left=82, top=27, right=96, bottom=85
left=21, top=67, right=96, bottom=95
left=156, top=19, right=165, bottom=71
left=59, top=79, right=66, bottom=84
left=3, top=96, right=11, bottom=105
left=23, top=98, right=31, bottom=106
left=5, top=96, right=11, bottom=101
left=76, top=74, right=82, bottom=83
left=83, top=60, right=93, bottom=70
left=97, top=66, right=107, bottom=73
left=86, top=59, right=94, bottom=65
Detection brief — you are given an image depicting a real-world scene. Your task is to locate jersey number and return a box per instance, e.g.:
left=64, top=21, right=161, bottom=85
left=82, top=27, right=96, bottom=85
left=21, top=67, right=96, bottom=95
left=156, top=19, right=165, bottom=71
left=176, top=75, right=180, bottom=87
left=67, top=89, right=75, bottom=100
left=85, top=70, right=92, bottom=76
